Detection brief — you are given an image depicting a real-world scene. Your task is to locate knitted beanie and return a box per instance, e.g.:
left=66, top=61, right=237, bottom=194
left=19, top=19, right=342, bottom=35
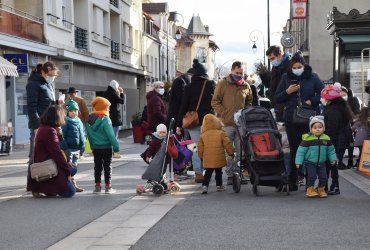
left=91, top=97, right=111, bottom=112
left=291, top=51, right=305, bottom=65
left=309, top=115, right=325, bottom=132
left=65, top=99, right=79, bottom=113
left=192, top=59, right=208, bottom=79
left=320, top=82, right=342, bottom=100
left=109, top=80, right=119, bottom=90
left=156, top=123, right=167, bottom=133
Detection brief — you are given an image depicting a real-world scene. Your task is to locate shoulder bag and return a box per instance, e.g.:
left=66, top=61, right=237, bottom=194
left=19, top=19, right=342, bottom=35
left=292, top=87, right=316, bottom=126
left=182, top=80, right=207, bottom=129
left=30, top=131, right=58, bottom=182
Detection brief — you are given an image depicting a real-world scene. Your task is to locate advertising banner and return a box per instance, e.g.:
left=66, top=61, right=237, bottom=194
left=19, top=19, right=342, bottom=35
left=292, top=0, right=307, bottom=19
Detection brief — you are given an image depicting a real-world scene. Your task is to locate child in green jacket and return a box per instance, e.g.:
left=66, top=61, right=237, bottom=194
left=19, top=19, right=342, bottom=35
left=295, top=116, right=337, bottom=198
left=86, top=97, right=120, bottom=194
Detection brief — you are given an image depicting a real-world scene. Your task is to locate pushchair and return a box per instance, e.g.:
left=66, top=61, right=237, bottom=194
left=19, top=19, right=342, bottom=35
left=233, top=106, right=289, bottom=196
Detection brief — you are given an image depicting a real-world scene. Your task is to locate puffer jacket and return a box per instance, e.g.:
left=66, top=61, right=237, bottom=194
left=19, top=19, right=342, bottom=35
left=60, top=116, right=86, bottom=153
left=85, top=114, right=119, bottom=152
left=26, top=71, right=56, bottom=129
left=198, top=114, right=234, bottom=168
left=146, top=90, right=167, bottom=129
left=212, top=75, right=253, bottom=126
left=103, top=86, right=124, bottom=127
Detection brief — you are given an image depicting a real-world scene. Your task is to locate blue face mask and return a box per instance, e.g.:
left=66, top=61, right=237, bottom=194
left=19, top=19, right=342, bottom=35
left=158, top=88, right=165, bottom=95
left=231, top=74, right=243, bottom=82
left=271, top=59, right=282, bottom=67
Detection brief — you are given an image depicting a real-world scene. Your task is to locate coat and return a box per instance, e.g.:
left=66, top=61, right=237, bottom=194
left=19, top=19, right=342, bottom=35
left=69, top=95, right=89, bottom=123
left=212, top=75, right=253, bottom=126
left=275, top=65, right=324, bottom=123
left=167, top=74, right=190, bottom=127
left=26, top=72, right=57, bottom=129
left=27, top=125, right=72, bottom=194
left=103, top=86, right=125, bottom=127
left=198, top=114, right=234, bottom=168
left=268, top=53, right=291, bottom=106
left=352, top=120, right=369, bottom=147
left=145, top=133, right=163, bottom=159
left=347, top=89, right=361, bottom=115
left=178, top=76, right=215, bottom=128
left=60, top=116, right=86, bottom=154
left=146, top=90, right=167, bottom=130
left=86, top=114, right=119, bottom=152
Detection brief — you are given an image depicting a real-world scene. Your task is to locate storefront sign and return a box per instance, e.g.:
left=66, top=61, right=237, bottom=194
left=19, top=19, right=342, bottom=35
left=292, top=0, right=307, bottom=19
left=3, top=54, right=28, bottom=73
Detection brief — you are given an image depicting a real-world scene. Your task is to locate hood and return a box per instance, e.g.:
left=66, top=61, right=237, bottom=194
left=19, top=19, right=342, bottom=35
left=201, top=114, right=222, bottom=132
left=87, top=114, right=104, bottom=131
left=146, top=90, right=160, bottom=100
left=65, top=116, right=80, bottom=125
left=29, top=71, right=46, bottom=84
left=152, top=132, right=165, bottom=140
left=347, top=88, right=354, bottom=99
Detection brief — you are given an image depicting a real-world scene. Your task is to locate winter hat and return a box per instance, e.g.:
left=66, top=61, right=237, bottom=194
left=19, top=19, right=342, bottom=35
left=109, top=80, right=119, bottom=90
left=320, top=82, right=342, bottom=100
left=309, top=115, right=325, bottom=132
left=186, top=68, right=195, bottom=75
left=340, top=86, right=348, bottom=94
left=291, top=51, right=306, bottom=65
left=65, top=99, right=79, bottom=113
left=192, top=58, right=208, bottom=79
left=91, top=96, right=111, bottom=116
left=156, top=123, right=167, bottom=133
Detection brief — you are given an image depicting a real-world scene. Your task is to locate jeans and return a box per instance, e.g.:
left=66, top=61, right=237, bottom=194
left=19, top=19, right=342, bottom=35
left=64, top=149, right=80, bottom=166
left=202, top=168, right=223, bottom=187
left=113, top=126, right=120, bottom=139
left=223, top=125, right=240, bottom=177
left=187, top=126, right=203, bottom=174
left=93, top=148, right=113, bottom=185
left=58, top=180, right=76, bottom=198
left=305, top=162, right=327, bottom=187
left=70, top=166, right=77, bottom=176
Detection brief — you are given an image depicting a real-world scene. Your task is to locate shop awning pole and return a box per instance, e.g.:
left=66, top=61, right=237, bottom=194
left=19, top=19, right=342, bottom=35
left=361, top=48, right=370, bottom=106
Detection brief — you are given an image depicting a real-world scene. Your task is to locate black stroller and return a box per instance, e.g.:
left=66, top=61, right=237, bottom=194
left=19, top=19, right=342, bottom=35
left=232, top=106, right=289, bottom=196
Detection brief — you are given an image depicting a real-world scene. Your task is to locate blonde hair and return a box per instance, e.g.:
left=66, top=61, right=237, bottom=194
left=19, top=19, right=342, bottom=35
left=152, top=81, right=164, bottom=89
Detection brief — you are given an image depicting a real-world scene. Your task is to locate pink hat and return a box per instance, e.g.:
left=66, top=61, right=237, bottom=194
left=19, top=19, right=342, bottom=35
left=320, top=82, right=342, bottom=100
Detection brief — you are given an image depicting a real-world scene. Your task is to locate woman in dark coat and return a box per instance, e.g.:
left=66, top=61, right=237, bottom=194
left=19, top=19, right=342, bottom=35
left=275, top=51, right=325, bottom=191
left=321, top=82, right=354, bottom=195
left=178, top=59, right=215, bottom=182
left=146, top=81, right=168, bottom=132
left=27, top=105, right=76, bottom=198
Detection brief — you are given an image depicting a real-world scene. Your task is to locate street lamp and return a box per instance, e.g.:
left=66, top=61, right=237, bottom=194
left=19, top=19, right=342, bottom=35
left=249, top=30, right=266, bottom=66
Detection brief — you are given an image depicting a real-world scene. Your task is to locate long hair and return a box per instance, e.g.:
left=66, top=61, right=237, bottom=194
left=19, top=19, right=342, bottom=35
left=357, top=107, right=369, bottom=126
left=40, top=105, right=65, bottom=128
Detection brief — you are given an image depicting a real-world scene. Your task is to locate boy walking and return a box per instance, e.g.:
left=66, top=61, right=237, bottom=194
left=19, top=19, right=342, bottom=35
left=86, top=97, right=120, bottom=194
left=295, top=116, right=337, bottom=198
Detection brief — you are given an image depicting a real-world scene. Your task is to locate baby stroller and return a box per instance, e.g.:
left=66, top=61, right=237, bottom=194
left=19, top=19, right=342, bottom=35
left=137, top=118, right=183, bottom=196
left=233, top=106, right=289, bottom=196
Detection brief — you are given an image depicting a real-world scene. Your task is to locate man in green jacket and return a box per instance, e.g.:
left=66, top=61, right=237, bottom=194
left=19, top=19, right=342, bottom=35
left=211, top=61, right=253, bottom=184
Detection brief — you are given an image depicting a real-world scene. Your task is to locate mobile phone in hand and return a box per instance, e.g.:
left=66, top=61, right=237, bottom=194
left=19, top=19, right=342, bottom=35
left=291, top=80, right=299, bottom=85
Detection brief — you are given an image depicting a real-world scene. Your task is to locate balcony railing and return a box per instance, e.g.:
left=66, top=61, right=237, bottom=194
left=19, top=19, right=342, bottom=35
left=0, top=3, right=43, bottom=23
left=75, top=27, right=88, bottom=50
left=110, top=0, right=119, bottom=8
left=111, top=40, right=120, bottom=59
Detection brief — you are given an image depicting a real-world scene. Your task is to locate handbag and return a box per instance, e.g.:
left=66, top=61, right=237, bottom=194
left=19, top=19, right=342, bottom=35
left=30, top=131, right=58, bottom=182
left=292, top=88, right=316, bottom=126
left=182, top=80, right=207, bottom=129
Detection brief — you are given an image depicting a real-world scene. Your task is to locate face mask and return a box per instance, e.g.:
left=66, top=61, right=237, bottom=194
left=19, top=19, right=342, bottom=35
left=158, top=88, right=165, bottom=95
left=320, top=98, right=327, bottom=106
left=292, top=67, right=304, bottom=76
left=45, top=76, right=56, bottom=84
left=271, top=59, right=282, bottom=67
left=342, top=96, right=348, bottom=101
left=231, top=74, right=244, bottom=86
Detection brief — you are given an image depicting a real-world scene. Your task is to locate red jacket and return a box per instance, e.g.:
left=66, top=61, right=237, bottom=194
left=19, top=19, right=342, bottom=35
left=146, top=90, right=167, bottom=129
left=27, top=125, right=72, bottom=194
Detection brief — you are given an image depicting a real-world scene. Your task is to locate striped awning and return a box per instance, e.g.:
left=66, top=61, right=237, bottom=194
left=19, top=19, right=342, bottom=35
left=0, top=56, right=18, bottom=77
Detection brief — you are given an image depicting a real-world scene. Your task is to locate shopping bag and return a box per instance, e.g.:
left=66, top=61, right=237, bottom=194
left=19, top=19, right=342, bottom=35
left=85, top=137, right=92, bottom=154
left=358, top=140, right=370, bottom=176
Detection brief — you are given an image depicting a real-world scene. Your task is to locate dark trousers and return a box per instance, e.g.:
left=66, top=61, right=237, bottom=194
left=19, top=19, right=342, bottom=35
left=326, top=163, right=339, bottom=187
left=337, top=148, right=346, bottom=166
left=202, top=168, right=222, bottom=187
left=285, top=122, right=309, bottom=186
left=92, top=148, right=113, bottom=185
left=305, top=162, right=327, bottom=187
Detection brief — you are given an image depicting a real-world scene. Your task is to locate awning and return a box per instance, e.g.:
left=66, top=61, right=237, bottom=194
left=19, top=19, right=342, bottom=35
left=339, top=35, right=370, bottom=44
left=0, top=56, right=18, bottom=77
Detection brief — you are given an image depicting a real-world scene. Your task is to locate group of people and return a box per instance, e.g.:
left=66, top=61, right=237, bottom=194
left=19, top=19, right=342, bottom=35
left=26, top=61, right=125, bottom=198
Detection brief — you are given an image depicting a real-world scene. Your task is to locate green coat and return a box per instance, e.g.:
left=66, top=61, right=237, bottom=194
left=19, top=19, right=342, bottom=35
left=86, top=114, right=119, bottom=152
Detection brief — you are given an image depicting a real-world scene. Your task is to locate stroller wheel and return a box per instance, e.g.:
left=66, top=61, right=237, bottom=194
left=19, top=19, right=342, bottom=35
left=232, top=173, right=241, bottom=193
left=253, top=184, right=259, bottom=196
left=169, top=183, right=181, bottom=193
left=152, top=184, right=164, bottom=195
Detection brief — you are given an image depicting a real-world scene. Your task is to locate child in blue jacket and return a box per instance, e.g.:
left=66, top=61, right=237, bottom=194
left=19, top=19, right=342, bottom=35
left=295, top=116, right=337, bottom=198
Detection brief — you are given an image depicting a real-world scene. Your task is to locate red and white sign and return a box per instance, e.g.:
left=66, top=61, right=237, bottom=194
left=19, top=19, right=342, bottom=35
left=292, top=0, right=307, bottom=19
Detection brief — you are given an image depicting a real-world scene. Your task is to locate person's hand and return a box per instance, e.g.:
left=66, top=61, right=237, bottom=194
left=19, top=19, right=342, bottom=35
left=305, top=99, right=312, bottom=106
left=33, top=128, right=38, bottom=135
left=113, top=152, right=121, bottom=158
left=146, top=157, right=150, bottom=163
left=117, top=87, right=124, bottom=94
left=176, top=128, right=182, bottom=136
left=286, top=84, right=300, bottom=94
left=68, top=175, right=72, bottom=181
left=296, top=164, right=300, bottom=169
left=330, top=161, right=337, bottom=166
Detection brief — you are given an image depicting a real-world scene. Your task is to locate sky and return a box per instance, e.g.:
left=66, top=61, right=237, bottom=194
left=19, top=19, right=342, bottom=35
left=153, top=0, right=291, bottom=72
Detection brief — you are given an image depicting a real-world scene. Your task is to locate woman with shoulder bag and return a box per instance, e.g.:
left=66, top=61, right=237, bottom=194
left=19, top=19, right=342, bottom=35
left=275, top=51, right=325, bottom=191
left=27, top=105, right=76, bottom=198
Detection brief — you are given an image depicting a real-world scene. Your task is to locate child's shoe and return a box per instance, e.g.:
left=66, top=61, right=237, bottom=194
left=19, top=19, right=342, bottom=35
left=105, top=186, right=116, bottom=194
left=201, top=186, right=208, bottom=194
left=317, top=186, right=327, bottom=198
left=216, top=185, right=226, bottom=191
left=306, top=186, right=319, bottom=198
left=327, top=185, right=340, bottom=195
left=93, top=185, right=101, bottom=193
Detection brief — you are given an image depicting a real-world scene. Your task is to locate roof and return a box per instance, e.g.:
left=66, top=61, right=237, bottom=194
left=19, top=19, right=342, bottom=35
left=0, top=56, right=18, bottom=77
left=142, top=3, right=168, bottom=14
left=186, top=15, right=213, bottom=36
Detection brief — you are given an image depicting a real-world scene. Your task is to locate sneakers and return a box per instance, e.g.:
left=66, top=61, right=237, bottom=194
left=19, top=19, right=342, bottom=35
left=317, top=186, right=328, bottom=198
left=306, top=186, right=319, bottom=198
left=216, top=185, right=226, bottom=191
left=227, top=176, right=233, bottom=185
left=201, top=186, right=208, bottom=194
left=32, top=192, right=44, bottom=198
left=105, top=186, right=116, bottom=194
left=93, top=185, right=101, bottom=193
left=327, top=185, right=340, bottom=195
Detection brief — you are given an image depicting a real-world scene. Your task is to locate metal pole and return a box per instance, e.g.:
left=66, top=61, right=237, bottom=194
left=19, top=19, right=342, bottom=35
left=267, top=0, right=271, bottom=70
left=166, top=20, right=169, bottom=83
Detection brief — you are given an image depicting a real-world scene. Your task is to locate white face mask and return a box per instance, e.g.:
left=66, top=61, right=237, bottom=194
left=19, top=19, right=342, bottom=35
left=342, top=96, right=348, bottom=101
left=158, top=88, right=165, bottom=95
left=320, top=98, right=327, bottom=106
left=45, top=75, right=56, bottom=84
left=292, top=67, right=304, bottom=76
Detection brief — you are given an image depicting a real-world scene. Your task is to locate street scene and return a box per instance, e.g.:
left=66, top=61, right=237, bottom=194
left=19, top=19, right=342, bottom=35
left=1, top=0, right=370, bottom=249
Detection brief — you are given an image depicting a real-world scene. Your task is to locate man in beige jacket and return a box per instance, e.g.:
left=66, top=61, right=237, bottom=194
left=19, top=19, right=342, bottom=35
left=211, top=61, right=253, bottom=184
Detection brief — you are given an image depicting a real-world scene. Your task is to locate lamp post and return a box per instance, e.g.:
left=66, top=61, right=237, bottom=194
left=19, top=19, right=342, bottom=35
left=249, top=30, right=266, bottom=66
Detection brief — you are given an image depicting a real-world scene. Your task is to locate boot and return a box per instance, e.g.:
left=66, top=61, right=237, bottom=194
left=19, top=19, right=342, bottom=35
left=72, top=179, right=84, bottom=192
left=317, top=186, right=328, bottom=198
left=194, top=173, right=204, bottom=183
left=347, top=159, right=354, bottom=169
left=306, top=186, right=319, bottom=198
left=327, top=184, right=340, bottom=195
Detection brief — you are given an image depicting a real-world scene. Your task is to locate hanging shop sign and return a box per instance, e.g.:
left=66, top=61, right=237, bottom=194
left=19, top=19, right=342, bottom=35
left=292, top=0, right=307, bottom=19
left=3, top=54, right=29, bottom=73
